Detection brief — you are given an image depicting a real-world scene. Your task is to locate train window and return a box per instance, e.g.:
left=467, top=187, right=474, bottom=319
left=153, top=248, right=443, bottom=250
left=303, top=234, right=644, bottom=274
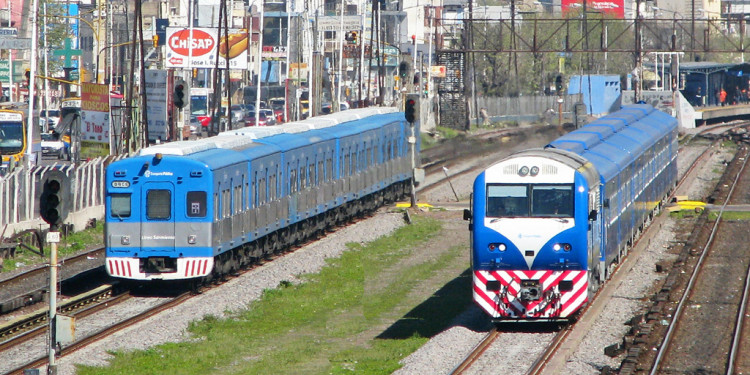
left=146, top=190, right=171, bottom=220
left=486, top=185, right=529, bottom=217
left=260, top=177, right=266, bottom=204
left=186, top=191, right=207, bottom=217
left=252, top=178, right=257, bottom=208
left=300, top=164, right=307, bottom=189
left=234, top=186, right=242, bottom=214
left=270, top=172, right=276, bottom=200
left=290, top=168, right=297, bottom=193
left=214, top=193, right=220, bottom=220
left=531, top=185, right=574, bottom=218
left=110, top=193, right=131, bottom=218
left=327, top=158, right=332, bottom=181
left=223, top=189, right=230, bottom=218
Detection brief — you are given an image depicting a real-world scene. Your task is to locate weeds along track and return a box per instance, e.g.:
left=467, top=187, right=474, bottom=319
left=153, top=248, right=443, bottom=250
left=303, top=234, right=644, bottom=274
left=642, top=143, right=750, bottom=375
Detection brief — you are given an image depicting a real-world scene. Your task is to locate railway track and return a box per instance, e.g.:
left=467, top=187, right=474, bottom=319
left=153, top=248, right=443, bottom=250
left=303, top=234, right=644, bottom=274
left=3, top=121, right=747, bottom=375
left=0, top=248, right=105, bottom=316
left=647, top=145, right=750, bottom=374
left=447, top=122, right=750, bottom=375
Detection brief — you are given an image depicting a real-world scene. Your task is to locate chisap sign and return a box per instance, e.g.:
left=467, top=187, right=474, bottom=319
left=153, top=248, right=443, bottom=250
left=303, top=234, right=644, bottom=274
left=165, top=27, right=248, bottom=70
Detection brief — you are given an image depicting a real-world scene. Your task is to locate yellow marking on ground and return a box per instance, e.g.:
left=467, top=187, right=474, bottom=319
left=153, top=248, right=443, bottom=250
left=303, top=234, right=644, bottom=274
left=395, top=202, right=434, bottom=208
left=667, top=200, right=706, bottom=212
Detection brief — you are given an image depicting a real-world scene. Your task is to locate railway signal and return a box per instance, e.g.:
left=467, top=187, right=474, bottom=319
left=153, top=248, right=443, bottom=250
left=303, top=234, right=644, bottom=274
left=174, top=81, right=185, bottom=109
left=405, top=93, right=419, bottom=123
left=39, top=169, right=70, bottom=227
left=399, top=61, right=410, bottom=79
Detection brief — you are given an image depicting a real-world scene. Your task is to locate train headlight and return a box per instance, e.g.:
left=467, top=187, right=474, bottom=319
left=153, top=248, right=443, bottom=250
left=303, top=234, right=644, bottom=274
left=121, top=235, right=130, bottom=245
left=530, top=166, right=540, bottom=176
left=488, top=243, right=507, bottom=251
left=553, top=243, right=572, bottom=252
left=519, top=166, right=530, bottom=176
left=188, top=235, right=197, bottom=244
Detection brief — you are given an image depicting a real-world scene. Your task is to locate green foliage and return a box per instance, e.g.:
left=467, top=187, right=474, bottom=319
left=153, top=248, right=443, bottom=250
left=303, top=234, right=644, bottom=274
left=76, top=215, right=473, bottom=375
left=0, top=221, right=103, bottom=273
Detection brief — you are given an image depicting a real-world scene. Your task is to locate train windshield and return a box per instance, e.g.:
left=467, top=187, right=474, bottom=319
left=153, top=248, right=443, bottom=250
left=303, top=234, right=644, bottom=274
left=110, top=193, right=132, bottom=218
left=0, top=122, right=24, bottom=155
left=486, top=184, right=574, bottom=218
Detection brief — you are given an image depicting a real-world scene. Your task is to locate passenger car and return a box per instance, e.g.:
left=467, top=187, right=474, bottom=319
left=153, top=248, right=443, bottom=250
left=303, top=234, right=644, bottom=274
left=104, top=107, right=412, bottom=281
left=244, top=111, right=275, bottom=127
left=41, top=132, right=65, bottom=159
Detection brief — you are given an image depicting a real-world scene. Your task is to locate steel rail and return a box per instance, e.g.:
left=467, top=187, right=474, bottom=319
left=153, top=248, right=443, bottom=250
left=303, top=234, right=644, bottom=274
left=5, top=292, right=191, bottom=375
left=450, top=327, right=500, bottom=375
left=650, top=146, right=750, bottom=375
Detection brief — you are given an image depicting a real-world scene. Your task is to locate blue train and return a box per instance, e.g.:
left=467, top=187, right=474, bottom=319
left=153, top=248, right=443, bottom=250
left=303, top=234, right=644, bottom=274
left=104, top=108, right=415, bottom=281
left=465, top=104, right=678, bottom=321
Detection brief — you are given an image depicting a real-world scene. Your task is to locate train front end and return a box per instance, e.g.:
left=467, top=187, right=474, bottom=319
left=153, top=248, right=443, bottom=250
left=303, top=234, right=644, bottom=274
left=470, top=152, right=597, bottom=322
left=105, top=154, right=214, bottom=281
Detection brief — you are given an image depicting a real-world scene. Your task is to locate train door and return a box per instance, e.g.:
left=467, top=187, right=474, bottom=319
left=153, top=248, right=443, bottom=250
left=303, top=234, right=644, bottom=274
left=141, top=181, right=176, bottom=251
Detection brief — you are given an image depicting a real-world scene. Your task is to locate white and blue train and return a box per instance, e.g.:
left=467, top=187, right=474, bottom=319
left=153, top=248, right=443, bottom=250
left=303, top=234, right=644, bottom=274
left=105, top=108, right=415, bottom=281
left=465, top=104, right=678, bottom=321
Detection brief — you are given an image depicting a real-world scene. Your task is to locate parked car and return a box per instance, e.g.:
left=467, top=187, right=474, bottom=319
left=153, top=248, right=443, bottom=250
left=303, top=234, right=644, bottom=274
left=269, top=98, right=285, bottom=123
left=41, top=132, right=66, bottom=159
left=230, top=104, right=247, bottom=123
left=260, top=109, right=277, bottom=126
left=244, top=111, right=274, bottom=127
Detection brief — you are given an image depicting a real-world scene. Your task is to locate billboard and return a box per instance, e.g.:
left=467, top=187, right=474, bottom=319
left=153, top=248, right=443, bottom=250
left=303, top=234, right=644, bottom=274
left=80, top=83, right=110, bottom=159
left=144, top=70, right=169, bottom=142
left=165, top=27, right=248, bottom=69
left=562, top=0, right=624, bottom=18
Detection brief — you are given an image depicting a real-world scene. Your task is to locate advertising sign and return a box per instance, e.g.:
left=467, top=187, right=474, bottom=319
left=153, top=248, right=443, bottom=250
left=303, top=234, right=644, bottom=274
left=165, top=27, right=248, bottom=69
left=144, top=70, right=169, bottom=142
left=316, top=16, right=362, bottom=32
left=80, top=83, right=110, bottom=158
left=562, top=0, right=624, bottom=18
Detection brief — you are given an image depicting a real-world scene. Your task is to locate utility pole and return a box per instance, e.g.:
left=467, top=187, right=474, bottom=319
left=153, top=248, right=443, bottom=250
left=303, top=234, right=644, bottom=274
left=27, top=0, right=39, bottom=166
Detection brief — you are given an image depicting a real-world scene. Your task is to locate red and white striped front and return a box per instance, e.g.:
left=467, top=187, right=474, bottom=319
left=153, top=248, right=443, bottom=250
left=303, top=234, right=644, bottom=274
left=106, top=257, right=214, bottom=280
left=473, top=270, right=588, bottom=320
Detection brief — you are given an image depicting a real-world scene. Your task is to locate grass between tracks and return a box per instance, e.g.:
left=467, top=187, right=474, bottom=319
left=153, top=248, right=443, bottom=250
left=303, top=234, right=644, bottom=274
left=77, top=214, right=472, bottom=375
left=0, top=221, right=104, bottom=273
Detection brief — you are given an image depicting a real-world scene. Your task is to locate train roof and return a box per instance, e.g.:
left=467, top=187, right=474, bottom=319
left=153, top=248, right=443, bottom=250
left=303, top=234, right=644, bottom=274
left=581, top=150, right=619, bottom=181
left=550, top=131, right=601, bottom=149
left=588, top=142, right=632, bottom=170
left=606, top=132, right=644, bottom=157
left=185, top=147, right=249, bottom=169
left=320, top=112, right=404, bottom=138
left=635, top=110, right=677, bottom=134
left=219, top=126, right=286, bottom=139
left=589, top=117, right=628, bottom=132
left=579, top=124, right=614, bottom=139
left=254, top=130, right=335, bottom=151
left=139, top=140, right=216, bottom=156
left=209, top=135, right=257, bottom=150
left=618, top=104, right=654, bottom=117
left=616, top=127, right=652, bottom=152
left=548, top=140, right=586, bottom=154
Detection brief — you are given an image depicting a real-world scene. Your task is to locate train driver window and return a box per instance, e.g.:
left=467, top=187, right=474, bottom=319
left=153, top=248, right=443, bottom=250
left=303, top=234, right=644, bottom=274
left=531, top=185, right=574, bottom=217
left=110, top=193, right=131, bottom=218
left=186, top=191, right=207, bottom=217
left=486, top=185, right=528, bottom=217
left=146, top=190, right=171, bottom=220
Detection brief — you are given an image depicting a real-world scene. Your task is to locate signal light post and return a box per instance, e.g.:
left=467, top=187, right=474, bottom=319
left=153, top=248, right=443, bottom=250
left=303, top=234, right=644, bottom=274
left=39, top=169, right=70, bottom=375
left=405, top=93, right=420, bottom=207
left=174, top=79, right=186, bottom=140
